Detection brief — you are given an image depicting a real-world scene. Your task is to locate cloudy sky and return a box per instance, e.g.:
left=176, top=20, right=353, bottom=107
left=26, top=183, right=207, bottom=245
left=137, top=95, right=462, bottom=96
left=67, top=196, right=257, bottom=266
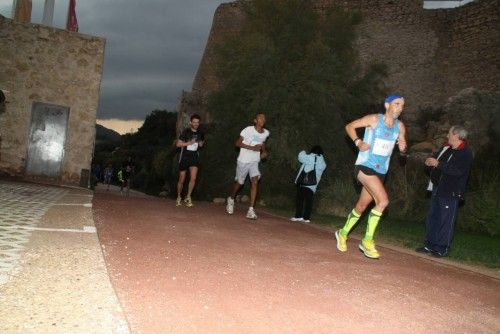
left=0, top=0, right=474, bottom=133
left=0, top=0, right=226, bottom=132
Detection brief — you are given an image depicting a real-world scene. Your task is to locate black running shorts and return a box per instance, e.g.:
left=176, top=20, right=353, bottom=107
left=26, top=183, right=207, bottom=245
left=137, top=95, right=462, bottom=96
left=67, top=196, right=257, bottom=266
left=354, top=165, right=386, bottom=182
left=179, top=154, right=200, bottom=171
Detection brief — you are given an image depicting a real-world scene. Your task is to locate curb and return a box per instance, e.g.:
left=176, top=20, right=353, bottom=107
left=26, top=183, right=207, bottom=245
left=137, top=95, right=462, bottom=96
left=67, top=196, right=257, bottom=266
left=262, top=210, right=500, bottom=281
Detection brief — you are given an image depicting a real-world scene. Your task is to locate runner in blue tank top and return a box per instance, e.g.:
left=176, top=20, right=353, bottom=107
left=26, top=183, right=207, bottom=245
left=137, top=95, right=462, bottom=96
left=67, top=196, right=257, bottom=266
left=355, top=114, right=400, bottom=175
left=335, top=95, right=407, bottom=259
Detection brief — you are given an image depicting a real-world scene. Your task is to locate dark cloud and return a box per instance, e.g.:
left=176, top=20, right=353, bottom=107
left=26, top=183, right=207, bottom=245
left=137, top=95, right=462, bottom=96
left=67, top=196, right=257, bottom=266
left=0, top=0, right=226, bottom=120
left=81, top=0, right=227, bottom=120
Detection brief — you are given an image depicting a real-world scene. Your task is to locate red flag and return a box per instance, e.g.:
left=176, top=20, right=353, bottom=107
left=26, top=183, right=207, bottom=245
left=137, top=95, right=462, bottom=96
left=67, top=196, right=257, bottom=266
left=66, top=0, right=79, bottom=32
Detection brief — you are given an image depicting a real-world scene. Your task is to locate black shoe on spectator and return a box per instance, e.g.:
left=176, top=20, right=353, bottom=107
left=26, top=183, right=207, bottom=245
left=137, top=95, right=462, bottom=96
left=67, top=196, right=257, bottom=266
left=415, top=246, right=433, bottom=254
left=431, top=250, right=449, bottom=258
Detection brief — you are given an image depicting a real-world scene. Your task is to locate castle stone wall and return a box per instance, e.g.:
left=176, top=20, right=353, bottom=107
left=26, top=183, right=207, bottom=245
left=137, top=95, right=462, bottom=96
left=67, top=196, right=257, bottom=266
left=185, top=0, right=499, bottom=140
left=441, top=0, right=499, bottom=96
left=0, top=16, right=106, bottom=185
left=192, top=3, right=246, bottom=95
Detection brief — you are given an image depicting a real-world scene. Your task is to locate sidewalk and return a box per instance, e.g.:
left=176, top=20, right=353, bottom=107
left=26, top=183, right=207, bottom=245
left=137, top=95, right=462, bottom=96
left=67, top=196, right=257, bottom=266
left=0, top=180, right=129, bottom=334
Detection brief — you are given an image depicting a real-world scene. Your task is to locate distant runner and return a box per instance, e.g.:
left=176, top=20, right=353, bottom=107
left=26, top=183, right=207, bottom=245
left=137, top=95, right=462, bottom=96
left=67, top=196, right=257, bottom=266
left=176, top=114, right=205, bottom=207
left=226, top=113, right=270, bottom=220
left=122, top=156, right=135, bottom=197
left=103, top=163, right=114, bottom=191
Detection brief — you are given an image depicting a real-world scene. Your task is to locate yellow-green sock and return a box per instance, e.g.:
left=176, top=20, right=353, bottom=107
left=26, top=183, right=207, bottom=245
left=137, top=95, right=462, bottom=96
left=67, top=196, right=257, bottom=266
left=364, top=209, right=382, bottom=241
left=340, top=209, right=361, bottom=236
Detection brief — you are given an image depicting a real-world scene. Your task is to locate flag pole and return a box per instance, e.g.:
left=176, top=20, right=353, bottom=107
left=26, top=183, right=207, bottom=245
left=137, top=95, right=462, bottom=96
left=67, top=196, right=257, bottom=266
left=11, top=0, right=17, bottom=18
left=42, top=0, right=55, bottom=26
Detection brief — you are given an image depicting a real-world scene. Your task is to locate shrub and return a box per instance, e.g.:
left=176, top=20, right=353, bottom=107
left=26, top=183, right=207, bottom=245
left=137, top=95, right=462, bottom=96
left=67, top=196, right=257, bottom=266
left=458, top=162, right=500, bottom=237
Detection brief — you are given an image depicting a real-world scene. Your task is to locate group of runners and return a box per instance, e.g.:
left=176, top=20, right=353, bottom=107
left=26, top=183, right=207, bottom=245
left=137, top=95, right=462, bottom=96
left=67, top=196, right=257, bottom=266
left=99, top=156, right=135, bottom=196
left=175, top=113, right=268, bottom=220
left=175, top=94, right=473, bottom=259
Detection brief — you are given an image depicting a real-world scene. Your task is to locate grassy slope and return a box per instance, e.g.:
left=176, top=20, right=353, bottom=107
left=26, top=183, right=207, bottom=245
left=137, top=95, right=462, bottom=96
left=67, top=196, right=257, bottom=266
left=267, top=208, right=500, bottom=269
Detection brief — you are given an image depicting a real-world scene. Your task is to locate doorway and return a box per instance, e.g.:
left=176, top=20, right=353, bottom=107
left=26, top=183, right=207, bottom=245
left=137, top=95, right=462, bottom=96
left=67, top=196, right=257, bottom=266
left=26, top=102, right=69, bottom=178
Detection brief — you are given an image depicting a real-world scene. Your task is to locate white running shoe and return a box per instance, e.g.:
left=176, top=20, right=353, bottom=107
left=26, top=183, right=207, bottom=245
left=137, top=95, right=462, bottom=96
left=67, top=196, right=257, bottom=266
left=290, top=217, right=304, bottom=222
left=246, top=207, right=258, bottom=220
left=226, top=197, right=234, bottom=215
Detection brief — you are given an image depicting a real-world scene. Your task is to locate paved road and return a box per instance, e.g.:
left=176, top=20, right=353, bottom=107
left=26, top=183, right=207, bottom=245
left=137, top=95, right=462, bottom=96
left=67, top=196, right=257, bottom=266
left=93, top=189, right=500, bottom=334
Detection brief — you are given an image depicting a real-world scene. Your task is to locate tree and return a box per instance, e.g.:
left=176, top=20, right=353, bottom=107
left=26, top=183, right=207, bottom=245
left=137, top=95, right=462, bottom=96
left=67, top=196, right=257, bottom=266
left=200, top=0, right=387, bottom=203
left=93, top=110, right=178, bottom=195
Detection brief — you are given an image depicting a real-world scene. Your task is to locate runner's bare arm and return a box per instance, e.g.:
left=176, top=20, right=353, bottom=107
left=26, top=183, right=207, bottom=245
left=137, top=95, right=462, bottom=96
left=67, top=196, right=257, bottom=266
left=176, top=138, right=195, bottom=147
left=398, top=121, right=407, bottom=153
left=235, top=136, right=262, bottom=151
left=345, top=114, right=377, bottom=151
left=260, top=143, right=268, bottom=160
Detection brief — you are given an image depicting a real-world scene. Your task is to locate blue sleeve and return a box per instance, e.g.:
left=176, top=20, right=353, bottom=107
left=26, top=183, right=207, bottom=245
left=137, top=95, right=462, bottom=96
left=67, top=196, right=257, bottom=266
left=316, top=155, right=327, bottom=172
left=298, top=151, right=312, bottom=164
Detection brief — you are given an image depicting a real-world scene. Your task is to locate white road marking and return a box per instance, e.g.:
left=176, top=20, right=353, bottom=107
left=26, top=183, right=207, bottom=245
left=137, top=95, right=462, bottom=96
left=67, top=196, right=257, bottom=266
left=1, top=225, right=97, bottom=234
left=1, top=198, right=91, bottom=206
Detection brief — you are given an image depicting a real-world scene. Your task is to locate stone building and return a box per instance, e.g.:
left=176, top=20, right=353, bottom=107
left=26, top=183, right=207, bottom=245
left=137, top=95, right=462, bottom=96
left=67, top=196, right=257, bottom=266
left=179, top=0, right=499, bottom=143
left=0, top=15, right=106, bottom=186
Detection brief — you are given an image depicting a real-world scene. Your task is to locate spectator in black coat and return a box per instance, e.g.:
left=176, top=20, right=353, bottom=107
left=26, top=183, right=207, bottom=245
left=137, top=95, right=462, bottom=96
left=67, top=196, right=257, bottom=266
left=416, top=125, right=473, bottom=257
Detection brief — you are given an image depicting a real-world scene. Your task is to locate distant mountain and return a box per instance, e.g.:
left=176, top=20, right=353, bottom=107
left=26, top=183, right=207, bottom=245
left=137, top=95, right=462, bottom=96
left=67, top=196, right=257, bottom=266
left=96, top=124, right=122, bottom=143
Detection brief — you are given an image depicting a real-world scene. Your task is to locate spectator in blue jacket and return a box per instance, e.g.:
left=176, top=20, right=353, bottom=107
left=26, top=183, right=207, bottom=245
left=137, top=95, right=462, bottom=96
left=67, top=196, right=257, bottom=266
left=291, top=145, right=327, bottom=223
left=416, top=125, right=473, bottom=257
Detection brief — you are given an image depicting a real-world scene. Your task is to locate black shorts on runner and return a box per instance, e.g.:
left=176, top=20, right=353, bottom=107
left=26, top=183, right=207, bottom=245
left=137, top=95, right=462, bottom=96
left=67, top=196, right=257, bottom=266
left=179, top=154, right=200, bottom=171
left=354, top=165, right=386, bottom=182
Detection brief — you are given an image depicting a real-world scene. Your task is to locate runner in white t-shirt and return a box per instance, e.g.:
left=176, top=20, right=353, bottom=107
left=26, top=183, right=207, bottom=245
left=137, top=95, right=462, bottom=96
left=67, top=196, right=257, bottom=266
left=226, top=113, right=270, bottom=220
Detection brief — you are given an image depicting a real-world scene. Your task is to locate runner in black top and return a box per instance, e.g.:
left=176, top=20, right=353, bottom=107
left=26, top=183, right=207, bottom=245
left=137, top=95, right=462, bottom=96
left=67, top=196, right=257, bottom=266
left=176, top=114, right=204, bottom=207
left=122, top=156, right=135, bottom=196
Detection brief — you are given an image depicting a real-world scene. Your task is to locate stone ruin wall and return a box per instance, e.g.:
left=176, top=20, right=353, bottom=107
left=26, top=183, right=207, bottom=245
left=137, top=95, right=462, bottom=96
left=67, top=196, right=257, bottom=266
left=0, top=16, right=106, bottom=185
left=440, top=0, right=499, bottom=96
left=182, top=0, right=499, bottom=142
left=177, top=2, right=246, bottom=134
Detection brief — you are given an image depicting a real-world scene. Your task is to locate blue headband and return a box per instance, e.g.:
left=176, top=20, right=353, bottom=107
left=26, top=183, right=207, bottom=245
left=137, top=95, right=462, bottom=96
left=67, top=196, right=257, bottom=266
left=384, top=94, right=403, bottom=103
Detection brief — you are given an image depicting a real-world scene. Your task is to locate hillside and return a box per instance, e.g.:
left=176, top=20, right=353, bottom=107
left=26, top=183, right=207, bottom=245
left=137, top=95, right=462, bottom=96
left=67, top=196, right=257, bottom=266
left=96, top=124, right=121, bottom=143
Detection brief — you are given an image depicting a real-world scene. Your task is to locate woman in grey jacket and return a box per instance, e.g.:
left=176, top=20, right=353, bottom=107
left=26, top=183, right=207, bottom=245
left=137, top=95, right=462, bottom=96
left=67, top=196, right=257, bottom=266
left=291, top=145, right=327, bottom=223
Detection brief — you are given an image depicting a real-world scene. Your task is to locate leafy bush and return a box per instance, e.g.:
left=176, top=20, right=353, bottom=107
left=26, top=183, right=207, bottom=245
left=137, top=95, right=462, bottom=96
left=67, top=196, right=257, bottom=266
left=458, top=161, right=500, bottom=237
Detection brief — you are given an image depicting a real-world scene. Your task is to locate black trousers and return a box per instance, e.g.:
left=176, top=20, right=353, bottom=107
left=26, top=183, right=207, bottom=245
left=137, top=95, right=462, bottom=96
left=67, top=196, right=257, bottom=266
left=294, top=186, right=314, bottom=220
left=424, top=191, right=459, bottom=254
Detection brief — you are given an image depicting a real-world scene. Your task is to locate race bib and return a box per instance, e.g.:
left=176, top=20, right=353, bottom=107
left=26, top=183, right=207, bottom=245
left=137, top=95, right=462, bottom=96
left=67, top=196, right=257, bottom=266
left=250, top=135, right=262, bottom=146
left=372, top=138, right=395, bottom=156
left=187, top=142, right=198, bottom=151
